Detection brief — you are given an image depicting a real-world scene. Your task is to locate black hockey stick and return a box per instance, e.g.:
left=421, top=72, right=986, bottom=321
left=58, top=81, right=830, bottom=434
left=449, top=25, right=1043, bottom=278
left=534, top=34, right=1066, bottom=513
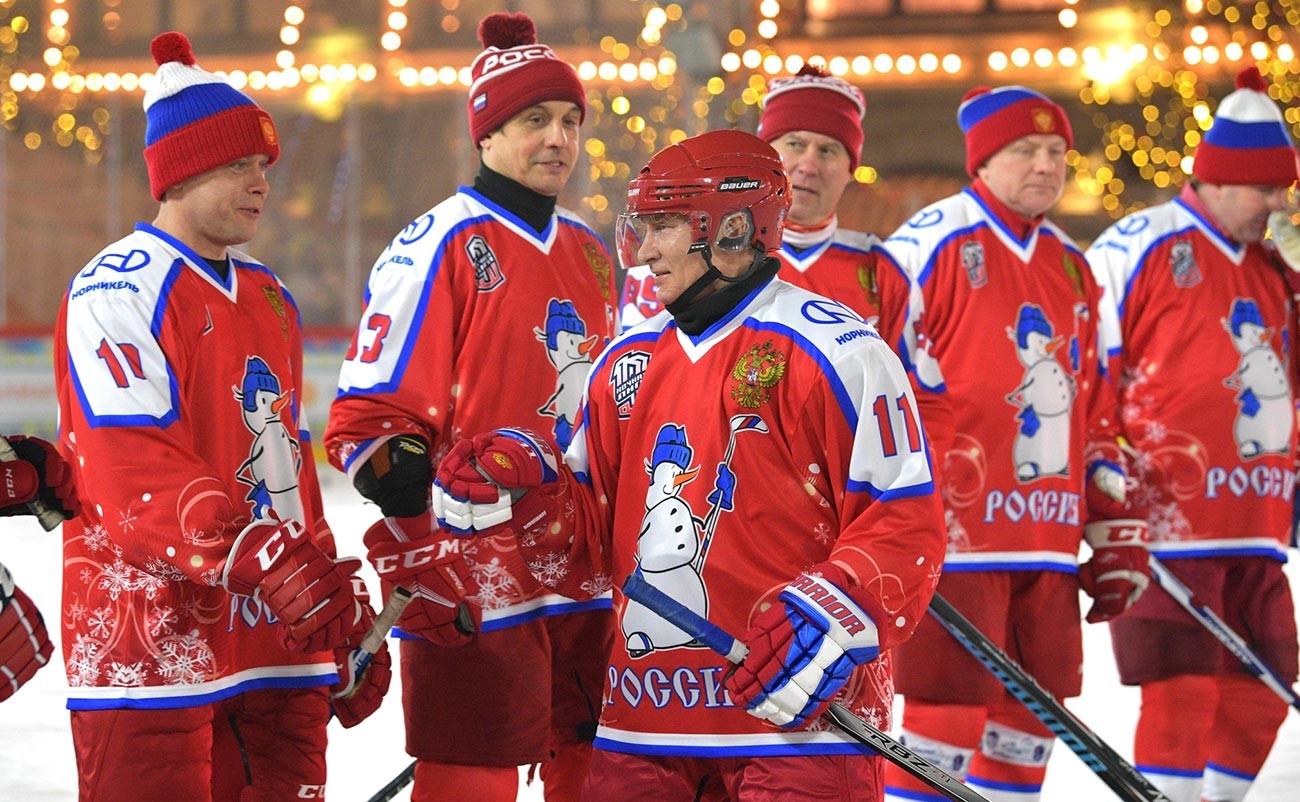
left=927, top=594, right=1170, bottom=802
left=622, top=574, right=990, bottom=802
left=1148, top=556, right=1300, bottom=712
left=366, top=759, right=416, bottom=802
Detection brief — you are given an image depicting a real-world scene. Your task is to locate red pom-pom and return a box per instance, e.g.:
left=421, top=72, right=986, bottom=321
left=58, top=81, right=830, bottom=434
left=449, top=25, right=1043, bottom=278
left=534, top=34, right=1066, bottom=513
left=477, top=12, right=537, bottom=49
left=796, top=63, right=829, bottom=78
left=961, top=86, right=992, bottom=103
left=1236, top=65, right=1267, bottom=92
left=150, top=31, right=196, bottom=67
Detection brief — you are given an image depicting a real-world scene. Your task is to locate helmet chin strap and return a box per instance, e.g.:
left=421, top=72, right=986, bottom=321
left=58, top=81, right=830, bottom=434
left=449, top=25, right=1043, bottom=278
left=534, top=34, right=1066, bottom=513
left=668, top=244, right=766, bottom=311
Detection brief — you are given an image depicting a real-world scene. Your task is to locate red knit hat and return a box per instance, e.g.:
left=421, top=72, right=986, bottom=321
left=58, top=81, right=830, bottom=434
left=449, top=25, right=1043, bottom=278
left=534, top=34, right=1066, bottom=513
left=142, top=32, right=279, bottom=201
left=1193, top=66, right=1299, bottom=187
left=467, top=12, right=586, bottom=145
left=758, top=64, right=866, bottom=168
left=958, top=86, right=1072, bottom=177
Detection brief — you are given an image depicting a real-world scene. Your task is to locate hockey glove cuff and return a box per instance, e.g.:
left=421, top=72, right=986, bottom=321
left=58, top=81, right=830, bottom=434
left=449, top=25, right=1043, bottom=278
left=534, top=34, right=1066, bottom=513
left=0, top=436, right=79, bottom=521
left=0, top=563, right=53, bottom=702
left=364, top=513, right=479, bottom=647
left=1080, top=518, right=1150, bottom=623
left=224, top=519, right=368, bottom=653
left=725, top=563, right=880, bottom=730
left=352, top=434, right=432, bottom=518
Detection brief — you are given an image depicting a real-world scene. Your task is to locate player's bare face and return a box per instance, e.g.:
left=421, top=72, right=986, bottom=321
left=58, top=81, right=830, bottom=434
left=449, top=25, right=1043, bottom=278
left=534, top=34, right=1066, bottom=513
left=637, top=214, right=708, bottom=306
left=156, top=156, right=270, bottom=260
left=773, top=131, right=853, bottom=227
left=480, top=101, right=581, bottom=197
left=978, top=134, right=1067, bottom=219
left=1199, top=183, right=1293, bottom=244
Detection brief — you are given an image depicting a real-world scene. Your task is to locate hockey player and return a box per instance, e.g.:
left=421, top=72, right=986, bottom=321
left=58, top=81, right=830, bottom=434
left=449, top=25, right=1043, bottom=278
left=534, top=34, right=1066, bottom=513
left=1086, top=67, right=1299, bottom=802
left=880, top=86, right=1148, bottom=802
left=54, top=33, right=386, bottom=801
left=1, top=435, right=78, bottom=702
left=324, top=12, right=617, bottom=802
left=432, top=129, right=948, bottom=801
left=619, top=65, right=912, bottom=348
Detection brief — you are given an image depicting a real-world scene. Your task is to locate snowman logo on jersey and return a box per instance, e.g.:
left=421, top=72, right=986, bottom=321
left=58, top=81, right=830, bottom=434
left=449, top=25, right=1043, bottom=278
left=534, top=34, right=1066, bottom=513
left=1004, top=304, right=1076, bottom=482
left=232, top=356, right=304, bottom=523
left=535, top=298, right=599, bottom=450
left=1222, top=298, right=1293, bottom=458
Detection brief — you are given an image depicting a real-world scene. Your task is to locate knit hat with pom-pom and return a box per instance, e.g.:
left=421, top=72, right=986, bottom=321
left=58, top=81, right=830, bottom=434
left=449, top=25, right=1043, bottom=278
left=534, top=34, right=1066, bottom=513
left=958, top=85, right=1071, bottom=178
left=467, top=12, right=586, bottom=145
left=1193, top=66, right=1298, bottom=187
left=758, top=64, right=866, bottom=168
left=142, top=31, right=279, bottom=200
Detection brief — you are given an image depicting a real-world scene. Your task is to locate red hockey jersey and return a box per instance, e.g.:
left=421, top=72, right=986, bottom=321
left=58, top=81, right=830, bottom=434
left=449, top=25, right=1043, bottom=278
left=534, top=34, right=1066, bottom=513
left=882, top=183, right=1113, bottom=573
left=533, top=276, right=946, bottom=755
left=326, top=187, right=617, bottom=628
left=1086, top=189, right=1296, bottom=560
left=55, top=223, right=336, bottom=710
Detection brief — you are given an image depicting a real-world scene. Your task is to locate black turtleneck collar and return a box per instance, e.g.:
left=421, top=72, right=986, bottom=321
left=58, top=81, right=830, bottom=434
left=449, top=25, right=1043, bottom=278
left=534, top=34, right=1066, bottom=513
left=668, top=255, right=781, bottom=337
left=473, top=163, right=557, bottom=235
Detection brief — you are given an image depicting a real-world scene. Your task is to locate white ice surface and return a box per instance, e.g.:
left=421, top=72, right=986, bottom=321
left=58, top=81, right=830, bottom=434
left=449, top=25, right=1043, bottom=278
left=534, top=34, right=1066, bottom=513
left=0, top=470, right=1296, bottom=801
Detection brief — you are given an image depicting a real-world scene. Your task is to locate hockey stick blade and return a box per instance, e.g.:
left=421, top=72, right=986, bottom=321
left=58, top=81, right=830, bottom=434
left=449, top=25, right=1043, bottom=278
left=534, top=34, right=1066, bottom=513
left=928, top=594, right=1171, bottom=802
left=622, top=573, right=990, bottom=802
left=366, top=759, right=416, bottom=802
left=1149, top=556, right=1300, bottom=712
left=0, top=434, right=66, bottom=531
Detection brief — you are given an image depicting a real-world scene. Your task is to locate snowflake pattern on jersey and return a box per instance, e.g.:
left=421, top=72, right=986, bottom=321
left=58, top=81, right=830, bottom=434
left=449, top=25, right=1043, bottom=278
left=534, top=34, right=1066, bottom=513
left=156, top=634, right=215, bottom=685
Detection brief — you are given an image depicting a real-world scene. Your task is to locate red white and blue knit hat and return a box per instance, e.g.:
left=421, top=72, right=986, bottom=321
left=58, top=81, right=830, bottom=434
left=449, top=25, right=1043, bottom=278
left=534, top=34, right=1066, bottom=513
left=143, top=32, right=279, bottom=201
left=759, top=64, right=867, bottom=168
left=1193, top=66, right=1299, bottom=187
left=958, top=85, right=1072, bottom=177
left=467, top=12, right=586, bottom=145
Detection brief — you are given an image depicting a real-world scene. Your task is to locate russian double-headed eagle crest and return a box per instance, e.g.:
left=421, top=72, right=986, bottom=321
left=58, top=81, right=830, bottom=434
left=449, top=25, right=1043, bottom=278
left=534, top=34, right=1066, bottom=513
left=730, top=340, right=787, bottom=409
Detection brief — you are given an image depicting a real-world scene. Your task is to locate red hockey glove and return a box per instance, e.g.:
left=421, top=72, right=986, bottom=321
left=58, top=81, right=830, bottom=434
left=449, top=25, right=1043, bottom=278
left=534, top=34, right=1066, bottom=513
left=223, top=519, right=368, bottom=653
left=0, top=563, right=53, bottom=702
left=1, top=435, right=79, bottom=521
left=431, top=428, right=560, bottom=535
left=1080, top=519, right=1150, bottom=623
left=330, top=579, right=391, bottom=728
left=725, top=563, right=881, bottom=730
left=364, top=513, right=479, bottom=647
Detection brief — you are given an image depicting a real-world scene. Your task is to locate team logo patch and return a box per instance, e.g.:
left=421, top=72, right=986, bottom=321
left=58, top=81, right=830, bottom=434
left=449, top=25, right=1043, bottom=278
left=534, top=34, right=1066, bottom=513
left=583, top=242, right=612, bottom=288
left=1032, top=108, right=1056, bottom=134
left=493, top=453, right=515, bottom=470
left=82, top=248, right=150, bottom=278
left=467, top=235, right=504, bottom=291
left=261, top=286, right=289, bottom=340
left=857, top=262, right=879, bottom=310
left=611, top=350, right=651, bottom=419
left=1170, top=240, right=1202, bottom=288
left=717, top=177, right=761, bottom=192
left=260, top=117, right=279, bottom=148
left=960, top=241, right=987, bottom=288
left=730, top=341, right=787, bottom=409
left=1061, top=253, right=1086, bottom=299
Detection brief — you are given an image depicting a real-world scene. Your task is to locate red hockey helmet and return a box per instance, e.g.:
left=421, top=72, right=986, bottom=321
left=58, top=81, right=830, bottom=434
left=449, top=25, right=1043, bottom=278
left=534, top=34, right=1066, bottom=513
left=616, top=129, right=790, bottom=270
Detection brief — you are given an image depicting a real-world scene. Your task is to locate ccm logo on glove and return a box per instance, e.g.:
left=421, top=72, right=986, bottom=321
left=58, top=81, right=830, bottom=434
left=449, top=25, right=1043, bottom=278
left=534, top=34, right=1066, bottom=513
left=255, top=518, right=306, bottom=571
left=788, top=573, right=870, bottom=637
left=372, top=539, right=463, bottom=575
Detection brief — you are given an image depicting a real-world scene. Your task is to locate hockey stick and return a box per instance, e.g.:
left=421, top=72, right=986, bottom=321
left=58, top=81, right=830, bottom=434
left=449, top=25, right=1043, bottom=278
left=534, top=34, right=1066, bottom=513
left=1148, top=555, right=1300, bottom=712
left=0, top=434, right=66, bottom=531
left=366, top=759, right=416, bottom=802
left=622, top=573, right=990, bottom=802
left=927, top=594, right=1171, bottom=802
left=334, top=586, right=412, bottom=704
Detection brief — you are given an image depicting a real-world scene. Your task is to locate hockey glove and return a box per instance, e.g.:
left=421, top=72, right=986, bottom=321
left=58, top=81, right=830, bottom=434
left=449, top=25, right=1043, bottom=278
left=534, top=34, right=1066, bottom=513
left=352, top=434, right=433, bottom=518
left=364, top=513, right=479, bottom=647
left=1080, top=519, right=1150, bottom=623
left=1081, top=457, right=1150, bottom=622
left=0, top=436, right=79, bottom=521
left=725, top=563, right=880, bottom=730
left=0, top=563, right=53, bottom=702
left=223, top=519, right=368, bottom=653
left=431, top=428, right=560, bottom=535
left=330, top=579, right=392, bottom=728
